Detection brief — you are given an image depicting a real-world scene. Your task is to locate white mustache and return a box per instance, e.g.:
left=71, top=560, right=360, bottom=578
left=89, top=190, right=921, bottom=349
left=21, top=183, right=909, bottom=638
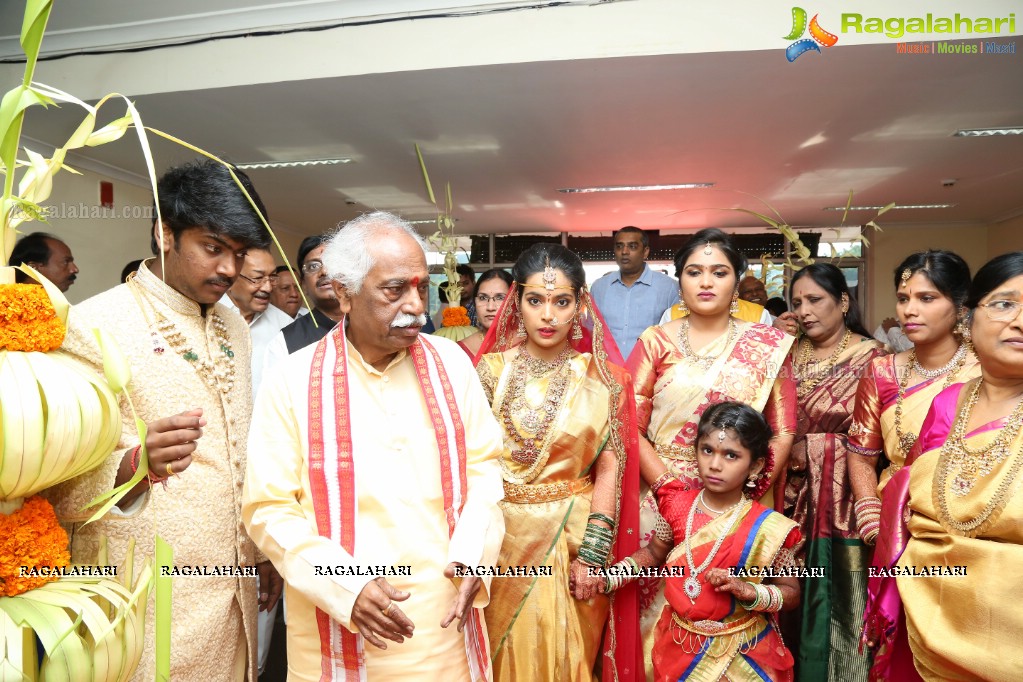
left=391, top=312, right=427, bottom=328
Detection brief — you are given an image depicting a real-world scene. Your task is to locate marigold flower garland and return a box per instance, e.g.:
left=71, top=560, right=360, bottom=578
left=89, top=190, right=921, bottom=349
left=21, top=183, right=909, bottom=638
left=0, top=495, right=71, bottom=597
left=0, top=283, right=66, bottom=352
left=442, top=306, right=472, bottom=328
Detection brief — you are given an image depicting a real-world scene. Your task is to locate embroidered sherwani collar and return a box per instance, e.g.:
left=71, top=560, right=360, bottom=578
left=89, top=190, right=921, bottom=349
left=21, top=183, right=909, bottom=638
left=136, top=258, right=204, bottom=317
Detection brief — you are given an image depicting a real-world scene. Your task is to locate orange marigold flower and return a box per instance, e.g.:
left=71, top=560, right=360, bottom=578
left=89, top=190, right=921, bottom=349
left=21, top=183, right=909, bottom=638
left=442, top=306, right=472, bottom=328
left=0, top=283, right=66, bottom=351
left=0, top=495, right=70, bottom=597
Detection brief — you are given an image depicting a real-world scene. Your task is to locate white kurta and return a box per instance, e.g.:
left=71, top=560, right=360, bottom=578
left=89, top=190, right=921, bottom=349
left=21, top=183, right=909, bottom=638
left=243, top=334, right=505, bottom=681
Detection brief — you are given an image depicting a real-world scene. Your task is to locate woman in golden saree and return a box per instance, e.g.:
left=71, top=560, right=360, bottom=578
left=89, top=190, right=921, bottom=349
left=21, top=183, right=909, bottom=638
left=866, top=252, right=1023, bottom=680
left=627, top=228, right=796, bottom=678
left=476, top=243, right=640, bottom=681
left=848, top=252, right=978, bottom=680
left=780, top=263, right=886, bottom=682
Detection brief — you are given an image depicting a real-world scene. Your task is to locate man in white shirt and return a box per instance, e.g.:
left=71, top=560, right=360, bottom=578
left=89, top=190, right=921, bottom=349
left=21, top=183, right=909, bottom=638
left=222, top=248, right=294, bottom=394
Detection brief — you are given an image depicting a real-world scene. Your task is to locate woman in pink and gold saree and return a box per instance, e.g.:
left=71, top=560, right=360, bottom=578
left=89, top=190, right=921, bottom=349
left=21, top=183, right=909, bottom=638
left=863, top=252, right=1023, bottom=681
left=476, top=244, right=641, bottom=682
left=780, top=263, right=886, bottom=682
left=628, top=229, right=796, bottom=679
left=848, top=252, right=978, bottom=681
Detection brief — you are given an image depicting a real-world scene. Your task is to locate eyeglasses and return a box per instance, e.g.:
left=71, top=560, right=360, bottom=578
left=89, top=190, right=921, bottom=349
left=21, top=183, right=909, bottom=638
left=978, top=299, right=1023, bottom=322
left=301, top=260, right=324, bottom=275
left=476, top=294, right=507, bottom=304
left=237, top=273, right=279, bottom=287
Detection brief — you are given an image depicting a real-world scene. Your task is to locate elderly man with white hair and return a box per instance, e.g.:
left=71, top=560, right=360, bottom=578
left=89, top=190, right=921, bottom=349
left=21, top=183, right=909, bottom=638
left=242, top=212, right=505, bottom=681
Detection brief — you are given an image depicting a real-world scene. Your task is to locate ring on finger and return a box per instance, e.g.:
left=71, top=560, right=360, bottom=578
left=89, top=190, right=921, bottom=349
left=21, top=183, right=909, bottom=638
left=381, top=602, right=394, bottom=617
left=165, top=462, right=174, bottom=477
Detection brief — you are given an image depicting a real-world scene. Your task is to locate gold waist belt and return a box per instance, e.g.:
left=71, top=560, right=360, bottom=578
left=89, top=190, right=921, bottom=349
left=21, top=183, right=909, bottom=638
left=669, top=611, right=762, bottom=656
left=671, top=611, right=758, bottom=637
left=503, top=477, right=592, bottom=504
left=655, top=442, right=695, bottom=462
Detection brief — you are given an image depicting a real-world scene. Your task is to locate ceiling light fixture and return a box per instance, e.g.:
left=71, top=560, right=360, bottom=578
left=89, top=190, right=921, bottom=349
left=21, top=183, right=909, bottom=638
left=234, top=158, right=353, bottom=170
left=822, top=203, right=956, bottom=211
left=557, top=183, right=714, bottom=193
left=953, top=127, right=1023, bottom=137
left=405, top=218, right=458, bottom=225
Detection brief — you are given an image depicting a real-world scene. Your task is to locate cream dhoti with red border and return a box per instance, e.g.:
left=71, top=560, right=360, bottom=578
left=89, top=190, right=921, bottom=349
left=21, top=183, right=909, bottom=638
left=243, top=324, right=506, bottom=681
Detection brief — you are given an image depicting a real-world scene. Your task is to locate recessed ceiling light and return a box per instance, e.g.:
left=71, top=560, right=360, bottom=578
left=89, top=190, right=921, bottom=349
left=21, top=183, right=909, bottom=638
left=822, top=204, right=955, bottom=211
left=234, top=158, right=353, bottom=170
left=405, top=218, right=459, bottom=225
left=953, top=127, right=1023, bottom=137
left=557, top=183, right=714, bottom=193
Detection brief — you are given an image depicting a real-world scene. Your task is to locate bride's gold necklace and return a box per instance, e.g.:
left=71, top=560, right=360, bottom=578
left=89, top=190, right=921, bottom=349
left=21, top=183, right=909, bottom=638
left=934, top=379, right=1023, bottom=535
left=499, top=345, right=575, bottom=480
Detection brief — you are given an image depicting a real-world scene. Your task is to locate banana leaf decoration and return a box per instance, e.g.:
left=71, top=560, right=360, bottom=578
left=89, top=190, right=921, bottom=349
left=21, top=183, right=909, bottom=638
left=0, top=539, right=153, bottom=682
left=0, top=0, right=300, bottom=679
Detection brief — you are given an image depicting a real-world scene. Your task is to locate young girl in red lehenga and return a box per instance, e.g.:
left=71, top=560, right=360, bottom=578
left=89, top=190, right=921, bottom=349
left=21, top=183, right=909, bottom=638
left=575, top=401, right=802, bottom=681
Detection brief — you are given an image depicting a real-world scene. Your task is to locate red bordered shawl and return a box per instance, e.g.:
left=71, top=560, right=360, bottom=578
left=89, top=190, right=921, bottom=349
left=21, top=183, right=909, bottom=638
left=307, top=322, right=492, bottom=681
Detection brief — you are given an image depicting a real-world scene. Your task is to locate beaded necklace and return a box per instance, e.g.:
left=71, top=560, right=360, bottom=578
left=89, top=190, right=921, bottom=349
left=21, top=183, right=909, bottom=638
left=499, top=345, right=575, bottom=482
left=794, top=329, right=852, bottom=398
left=128, top=277, right=237, bottom=394
left=682, top=490, right=748, bottom=601
left=935, top=379, right=1023, bottom=535
left=892, top=344, right=969, bottom=460
left=677, top=318, right=738, bottom=370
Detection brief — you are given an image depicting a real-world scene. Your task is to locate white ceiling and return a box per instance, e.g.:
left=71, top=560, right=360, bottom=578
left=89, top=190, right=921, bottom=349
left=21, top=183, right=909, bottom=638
left=4, top=1, right=1022, bottom=237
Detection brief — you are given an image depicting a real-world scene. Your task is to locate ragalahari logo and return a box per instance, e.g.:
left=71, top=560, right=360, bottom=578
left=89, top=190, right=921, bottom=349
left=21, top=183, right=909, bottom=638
left=784, top=7, right=839, bottom=61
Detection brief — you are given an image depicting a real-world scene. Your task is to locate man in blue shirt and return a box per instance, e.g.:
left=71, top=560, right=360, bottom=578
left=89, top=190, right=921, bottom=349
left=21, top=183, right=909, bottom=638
left=590, top=226, right=679, bottom=359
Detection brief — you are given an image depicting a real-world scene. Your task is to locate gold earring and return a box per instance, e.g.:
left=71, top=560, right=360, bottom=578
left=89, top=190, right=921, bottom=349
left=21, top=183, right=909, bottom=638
left=678, top=294, right=690, bottom=316
left=745, top=474, right=757, bottom=488
left=516, top=319, right=526, bottom=337
left=730, top=291, right=739, bottom=316
left=572, top=318, right=583, bottom=341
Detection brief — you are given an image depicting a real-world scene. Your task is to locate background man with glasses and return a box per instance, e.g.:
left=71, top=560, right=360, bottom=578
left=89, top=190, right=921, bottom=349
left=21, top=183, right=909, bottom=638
left=224, top=248, right=294, bottom=393
left=263, top=235, right=345, bottom=371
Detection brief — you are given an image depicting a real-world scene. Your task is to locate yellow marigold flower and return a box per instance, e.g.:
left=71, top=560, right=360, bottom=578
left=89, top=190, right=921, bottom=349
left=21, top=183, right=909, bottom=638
left=0, top=495, right=70, bottom=596
left=442, top=306, right=472, bottom=328
left=0, top=283, right=66, bottom=352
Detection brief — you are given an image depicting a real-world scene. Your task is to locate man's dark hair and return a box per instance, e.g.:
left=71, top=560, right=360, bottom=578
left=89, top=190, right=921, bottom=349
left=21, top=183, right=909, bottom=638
left=455, top=263, right=476, bottom=281
left=10, top=231, right=58, bottom=267
left=297, top=235, right=325, bottom=271
left=613, top=226, right=648, bottom=248
left=274, top=264, right=291, bottom=275
left=120, top=259, right=144, bottom=283
left=150, top=159, right=270, bottom=254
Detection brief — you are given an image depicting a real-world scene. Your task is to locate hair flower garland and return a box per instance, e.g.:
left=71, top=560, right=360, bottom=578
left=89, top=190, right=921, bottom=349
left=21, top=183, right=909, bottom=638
left=0, top=283, right=66, bottom=352
left=0, top=495, right=71, bottom=597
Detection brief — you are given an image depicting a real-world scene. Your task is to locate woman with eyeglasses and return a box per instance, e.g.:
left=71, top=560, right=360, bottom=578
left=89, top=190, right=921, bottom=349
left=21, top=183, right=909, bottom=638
left=863, top=252, right=1023, bottom=680
left=779, top=263, right=886, bottom=682
left=849, top=252, right=979, bottom=680
left=459, top=268, right=513, bottom=361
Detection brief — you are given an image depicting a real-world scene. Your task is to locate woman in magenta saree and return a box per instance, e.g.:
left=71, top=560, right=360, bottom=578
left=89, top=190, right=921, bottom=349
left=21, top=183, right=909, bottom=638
left=863, top=253, right=1023, bottom=680
left=849, top=252, right=978, bottom=681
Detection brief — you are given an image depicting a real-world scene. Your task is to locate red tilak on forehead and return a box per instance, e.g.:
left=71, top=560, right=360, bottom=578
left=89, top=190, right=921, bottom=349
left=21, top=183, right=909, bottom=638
left=410, top=276, right=420, bottom=288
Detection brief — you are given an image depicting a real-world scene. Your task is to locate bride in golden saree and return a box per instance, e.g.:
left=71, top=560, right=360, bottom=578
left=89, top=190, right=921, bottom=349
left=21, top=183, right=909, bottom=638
left=476, top=243, right=641, bottom=681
